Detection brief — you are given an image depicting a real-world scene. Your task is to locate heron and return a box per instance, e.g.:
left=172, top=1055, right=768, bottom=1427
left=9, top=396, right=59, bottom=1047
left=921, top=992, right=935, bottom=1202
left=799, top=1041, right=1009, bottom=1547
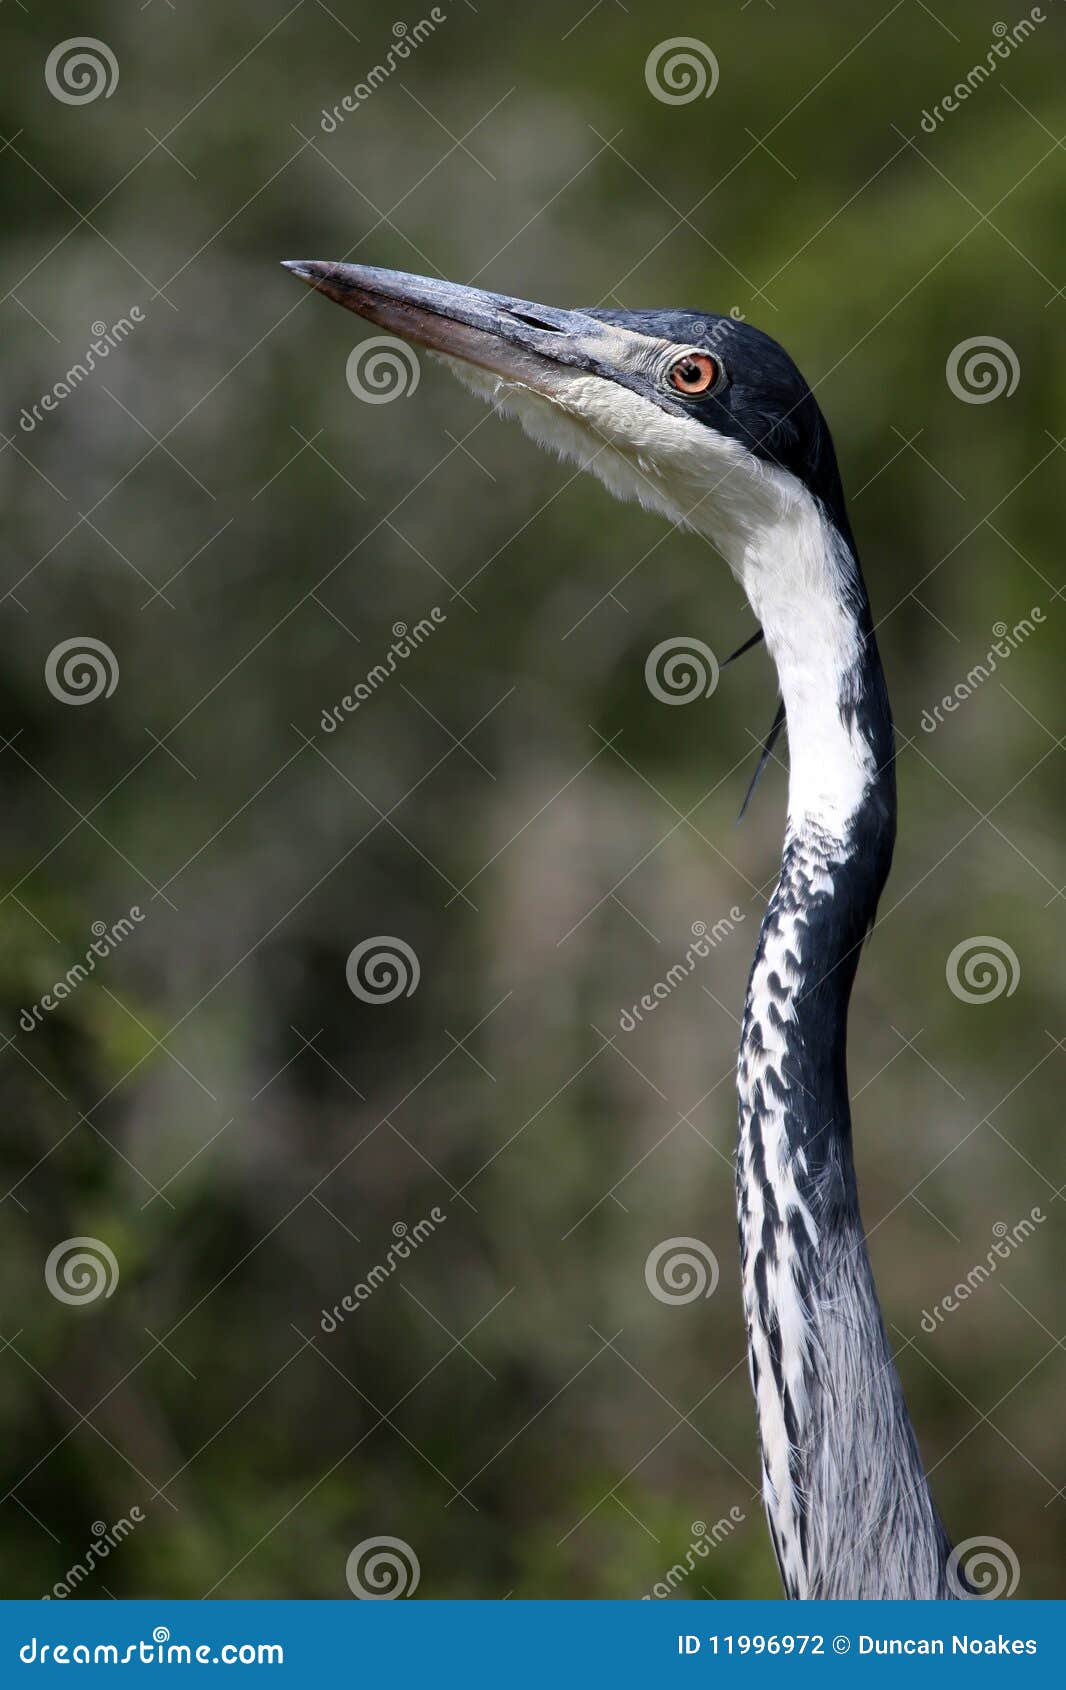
left=284, top=259, right=958, bottom=1600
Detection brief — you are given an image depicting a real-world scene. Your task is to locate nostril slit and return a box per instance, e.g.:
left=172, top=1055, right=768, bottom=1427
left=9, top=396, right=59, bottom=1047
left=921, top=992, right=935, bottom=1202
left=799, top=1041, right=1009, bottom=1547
left=507, top=310, right=557, bottom=331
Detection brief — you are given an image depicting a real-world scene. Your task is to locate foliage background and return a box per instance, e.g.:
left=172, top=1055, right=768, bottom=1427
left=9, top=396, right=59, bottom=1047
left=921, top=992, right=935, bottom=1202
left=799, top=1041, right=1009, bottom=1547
left=1, top=0, right=1063, bottom=1598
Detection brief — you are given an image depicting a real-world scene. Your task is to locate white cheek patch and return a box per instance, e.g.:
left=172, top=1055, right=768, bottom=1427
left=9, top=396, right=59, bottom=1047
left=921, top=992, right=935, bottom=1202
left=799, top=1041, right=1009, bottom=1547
left=434, top=352, right=791, bottom=543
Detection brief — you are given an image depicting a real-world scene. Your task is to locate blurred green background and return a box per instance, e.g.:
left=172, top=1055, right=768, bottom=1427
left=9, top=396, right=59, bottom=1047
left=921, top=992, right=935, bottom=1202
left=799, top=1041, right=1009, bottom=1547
left=1, top=0, right=1063, bottom=1600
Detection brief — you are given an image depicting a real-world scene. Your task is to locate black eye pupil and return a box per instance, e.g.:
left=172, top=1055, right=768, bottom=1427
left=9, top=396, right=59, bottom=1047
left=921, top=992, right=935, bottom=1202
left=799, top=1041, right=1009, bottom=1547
left=680, top=361, right=700, bottom=382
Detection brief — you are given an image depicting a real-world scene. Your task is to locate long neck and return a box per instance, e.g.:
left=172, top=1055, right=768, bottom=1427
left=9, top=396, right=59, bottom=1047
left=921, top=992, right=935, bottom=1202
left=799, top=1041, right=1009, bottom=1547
left=734, top=495, right=954, bottom=1599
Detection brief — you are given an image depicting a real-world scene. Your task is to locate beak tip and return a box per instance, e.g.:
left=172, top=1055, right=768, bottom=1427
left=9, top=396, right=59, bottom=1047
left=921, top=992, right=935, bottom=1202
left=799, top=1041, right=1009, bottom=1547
left=282, top=259, right=332, bottom=285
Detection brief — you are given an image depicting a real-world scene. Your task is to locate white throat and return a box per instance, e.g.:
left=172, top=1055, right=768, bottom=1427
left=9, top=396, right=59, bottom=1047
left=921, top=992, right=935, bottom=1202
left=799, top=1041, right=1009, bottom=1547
left=441, top=357, right=875, bottom=836
left=721, top=494, right=875, bottom=839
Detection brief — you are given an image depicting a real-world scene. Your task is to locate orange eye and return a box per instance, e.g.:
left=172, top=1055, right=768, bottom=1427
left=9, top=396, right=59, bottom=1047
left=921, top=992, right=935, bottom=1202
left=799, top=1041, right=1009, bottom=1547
left=668, top=352, right=719, bottom=395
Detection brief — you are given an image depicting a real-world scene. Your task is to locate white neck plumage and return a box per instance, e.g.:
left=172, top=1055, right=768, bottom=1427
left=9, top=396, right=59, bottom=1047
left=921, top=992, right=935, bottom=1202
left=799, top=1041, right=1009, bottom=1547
left=690, top=470, right=875, bottom=837
left=723, top=485, right=955, bottom=1599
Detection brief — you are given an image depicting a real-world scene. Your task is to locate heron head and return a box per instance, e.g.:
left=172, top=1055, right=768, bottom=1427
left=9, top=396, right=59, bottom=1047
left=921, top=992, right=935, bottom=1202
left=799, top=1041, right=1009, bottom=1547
left=283, top=261, right=845, bottom=564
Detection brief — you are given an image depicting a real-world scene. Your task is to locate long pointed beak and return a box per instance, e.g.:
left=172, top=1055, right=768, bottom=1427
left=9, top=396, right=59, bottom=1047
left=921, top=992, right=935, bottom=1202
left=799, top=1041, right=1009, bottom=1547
left=281, top=260, right=630, bottom=391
